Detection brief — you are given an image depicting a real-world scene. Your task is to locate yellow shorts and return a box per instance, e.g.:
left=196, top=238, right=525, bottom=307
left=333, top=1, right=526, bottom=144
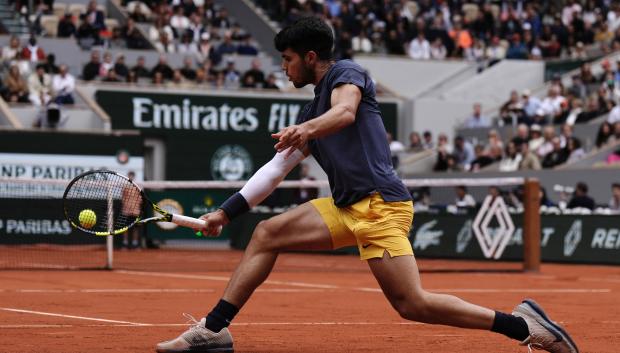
left=310, top=193, right=414, bottom=260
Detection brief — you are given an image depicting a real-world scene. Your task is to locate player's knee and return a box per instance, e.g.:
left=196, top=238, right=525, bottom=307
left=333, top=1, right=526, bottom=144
left=394, top=294, right=433, bottom=323
left=251, top=220, right=278, bottom=251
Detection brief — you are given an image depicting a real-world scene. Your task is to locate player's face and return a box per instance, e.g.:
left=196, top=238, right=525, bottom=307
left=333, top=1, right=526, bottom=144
left=281, top=48, right=314, bottom=88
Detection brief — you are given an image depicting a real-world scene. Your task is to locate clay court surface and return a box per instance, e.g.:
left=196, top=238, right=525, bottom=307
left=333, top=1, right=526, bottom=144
left=0, top=249, right=618, bottom=353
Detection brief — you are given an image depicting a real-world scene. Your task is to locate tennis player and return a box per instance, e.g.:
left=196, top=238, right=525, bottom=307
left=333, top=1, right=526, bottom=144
left=156, top=17, right=578, bottom=353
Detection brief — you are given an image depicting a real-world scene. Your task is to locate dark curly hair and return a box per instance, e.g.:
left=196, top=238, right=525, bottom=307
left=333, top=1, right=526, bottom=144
left=274, top=16, right=333, bottom=60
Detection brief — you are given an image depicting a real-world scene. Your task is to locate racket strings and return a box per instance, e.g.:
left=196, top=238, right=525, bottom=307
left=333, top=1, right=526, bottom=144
left=64, top=172, right=143, bottom=233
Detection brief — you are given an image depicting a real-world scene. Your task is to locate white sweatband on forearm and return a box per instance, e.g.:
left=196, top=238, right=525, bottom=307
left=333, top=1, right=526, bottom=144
left=239, top=147, right=306, bottom=207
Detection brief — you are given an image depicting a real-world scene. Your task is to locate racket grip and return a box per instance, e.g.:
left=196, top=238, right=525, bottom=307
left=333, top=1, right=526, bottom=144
left=171, top=214, right=207, bottom=229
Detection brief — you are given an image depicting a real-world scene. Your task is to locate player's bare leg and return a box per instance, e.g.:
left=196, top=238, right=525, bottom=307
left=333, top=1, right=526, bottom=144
left=221, top=202, right=332, bottom=307
left=156, top=203, right=332, bottom=353
left=368, top=251, right=494, bottom=328
left=368, top=252, right=579, bottom=353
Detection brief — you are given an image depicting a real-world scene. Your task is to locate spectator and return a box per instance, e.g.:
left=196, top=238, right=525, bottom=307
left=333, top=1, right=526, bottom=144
left=114, top=55, right=129, bottom=79
left=122, top=18, right=146, bottom=49
left=151, top=55, right=174, bottom=80
left=197, top=32, right=220, bottom=65
left=186, top=13, right=206, bottom=43
left=179, top=56, right=196, bottom=81
left=521, top=89, right=542, bottom=124
left=528, top=124, right=544, bottom=152
left=408, top=32, right=431, bottom=60
left=129, top=2, right=148, bottom=22
left=464, top=102, right=490, bottom=128
left=609, top=183, right=620, bottom=213
left=177, top=32, right=199, bottom=55
left=126, top=70, right=138, bottom=84
left=385, top=30, right=406, bottom=55
left=539, top=85, right=567, bottom=123
left=537, top=125, right=556, bottom=158
left=407, top=132, right=423, bottom=152
left=422, top=131, right=433, bottom=150
left=82, top=0, right=106, bottom=32
left=566, top=137, right=586, bottom=163
left=429, top=38, right=447, bottom=59
left=217, top=31, right=237, bottom=57
left=470, top=144, right=494, bottom=172
left=149, top=17, right=174, bottom=44
left=352, top=31, right=372, bottom=54
left=454, top=185, right=476, bottom=208
left=237, top=36, right=259, bottom=55
left=500, top=90, right=525, bottom=125
left=170, top=6, right=190, bottom=39
left=57, top=13, right=76, bottom=38
left=517, top=138, right=541, bottom=170
left=155, top=31, right=176, bottom=53
left=559, top=123, right=574, bottom=148
left=41, top=54, right=59, bottom=75
left=82, top=50, right=101, bottom=81
left=167, top=69, right=188, bottom=88
left=222, top=59, right=240, bottom=88
left=387, top=131, right=405, bottom=169
left=152, top=71, right=164, bottom=86
left=484, top=129, right=504, bottom=160
left=241, top=58, right=265, bottom=89
left=1, top=36, right=21, bottom=68
left=4, top=64, right=29, bottom=103
left=102, top=68, right=121, bottom=83
left=131, top=56, right=151, bottom=79
left=21, top=36, right=45, bottom=64
left=564, top=99, right=584, bottom=125
left=499, top=141, right=521, bottom=172
left=27, top=64, right=52, bottom=106
left=567, top=182, right=596, bottom=210
left=542, top=137, right=569, bottom=168
left=485, top=36, right=506, bottom=65
left=453, top=136, right=475, bottom=170
left=263, top=73, right=279, bottom=90
left=99, top=52, right=114, bottom=77
left=52, top=64, right=75, bottom=105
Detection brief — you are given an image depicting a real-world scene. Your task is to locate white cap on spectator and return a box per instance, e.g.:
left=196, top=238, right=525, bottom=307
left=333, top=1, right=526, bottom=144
left=522, top=89, right=531, bottom=96
left=531, top=124, right=542, bottom=132
left=523, top=22, right=532, bottom=31
left=201, top=32, right=210, bottom=41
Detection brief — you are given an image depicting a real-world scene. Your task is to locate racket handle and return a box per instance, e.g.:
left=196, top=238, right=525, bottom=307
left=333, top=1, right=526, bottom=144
left=171, top=214, right=207, bottom=229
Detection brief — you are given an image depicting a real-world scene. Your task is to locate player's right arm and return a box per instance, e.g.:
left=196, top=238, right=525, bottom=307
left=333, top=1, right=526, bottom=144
left=198, top=146, right=309, bottom=236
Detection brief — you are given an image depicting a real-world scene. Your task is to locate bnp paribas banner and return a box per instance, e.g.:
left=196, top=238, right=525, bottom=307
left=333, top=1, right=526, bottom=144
left=95, top=89, right=399, bottom=180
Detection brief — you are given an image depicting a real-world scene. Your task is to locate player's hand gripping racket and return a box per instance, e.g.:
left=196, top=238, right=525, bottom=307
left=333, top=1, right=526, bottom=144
left=63, top=170, right=216, bottom=236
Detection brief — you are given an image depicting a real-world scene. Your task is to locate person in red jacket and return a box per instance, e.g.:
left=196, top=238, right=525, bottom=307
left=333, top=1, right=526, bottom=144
left=21, top=36, right=46, bottom=64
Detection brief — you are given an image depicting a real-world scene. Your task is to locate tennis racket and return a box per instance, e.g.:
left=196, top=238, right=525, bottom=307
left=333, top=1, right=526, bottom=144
left=63, top=170, right=212, bottom=236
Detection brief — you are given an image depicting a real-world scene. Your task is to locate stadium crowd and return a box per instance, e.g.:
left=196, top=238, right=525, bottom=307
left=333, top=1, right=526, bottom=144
left=255, top=0, right=620, bottom=65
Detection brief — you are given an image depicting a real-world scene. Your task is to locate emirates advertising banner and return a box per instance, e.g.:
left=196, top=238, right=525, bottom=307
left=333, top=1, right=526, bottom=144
left=95, top=89, right=399, bottom=181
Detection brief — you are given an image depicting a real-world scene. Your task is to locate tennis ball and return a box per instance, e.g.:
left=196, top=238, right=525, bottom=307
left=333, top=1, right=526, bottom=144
left=79, top=209, right=97, bottom=229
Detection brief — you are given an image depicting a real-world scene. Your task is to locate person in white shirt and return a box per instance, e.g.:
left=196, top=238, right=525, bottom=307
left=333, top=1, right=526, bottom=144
left=52, top=65, right=75, bottom=105
left=539, top=85, right=566, bottom=121
left=352, top=31, right=372, bottom=53
left=609, top=183, right=620, bottom=213
left=408, top=33, right=431, bottom=60
left=607, top=104, right=620, bottom=124
left=464, top=102, right=491, bottom=128
left=430, top=38, right=447, bottom=59
left=27, top=64, right=52, bottom=106
left=454, top=185, right=476, bottom=208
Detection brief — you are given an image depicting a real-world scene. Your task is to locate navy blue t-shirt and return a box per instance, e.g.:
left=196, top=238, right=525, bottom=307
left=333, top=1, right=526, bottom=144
left=296, top=60, right=411, bottom=207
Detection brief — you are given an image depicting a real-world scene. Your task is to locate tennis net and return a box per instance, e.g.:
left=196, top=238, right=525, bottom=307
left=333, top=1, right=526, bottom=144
left=0, top=176, right=540, bottom=271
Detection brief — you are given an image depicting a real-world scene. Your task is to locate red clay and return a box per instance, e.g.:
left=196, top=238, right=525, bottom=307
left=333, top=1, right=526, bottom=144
left=0, top=250, right=618, bottom=353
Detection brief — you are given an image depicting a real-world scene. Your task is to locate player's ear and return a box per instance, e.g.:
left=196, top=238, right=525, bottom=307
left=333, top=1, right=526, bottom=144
left=304, top=51, right=317, bottom=66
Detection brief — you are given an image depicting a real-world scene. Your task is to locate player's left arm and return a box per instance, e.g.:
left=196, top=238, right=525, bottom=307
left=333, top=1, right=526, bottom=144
left=272, top=83, right=362, bottom=154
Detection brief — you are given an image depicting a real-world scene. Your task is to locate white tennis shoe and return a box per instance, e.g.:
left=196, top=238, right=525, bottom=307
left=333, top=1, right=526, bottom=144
left=512, top=299, right=579, bottom=353
left=156, top=314, right=233, bottom=353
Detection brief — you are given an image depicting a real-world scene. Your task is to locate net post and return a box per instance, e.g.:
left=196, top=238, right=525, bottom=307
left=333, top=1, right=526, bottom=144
left=523, top=178, right=541, bottom=272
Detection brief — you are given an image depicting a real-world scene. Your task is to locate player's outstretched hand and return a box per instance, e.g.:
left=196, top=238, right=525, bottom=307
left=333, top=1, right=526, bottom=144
left=272, top=124, right=309, bottom=156
left=195, top=209, right=229, bottom=237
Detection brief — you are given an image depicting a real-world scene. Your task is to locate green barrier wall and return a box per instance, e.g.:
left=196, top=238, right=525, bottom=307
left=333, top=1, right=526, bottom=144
left=228, top=211, right=620, bottom=265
